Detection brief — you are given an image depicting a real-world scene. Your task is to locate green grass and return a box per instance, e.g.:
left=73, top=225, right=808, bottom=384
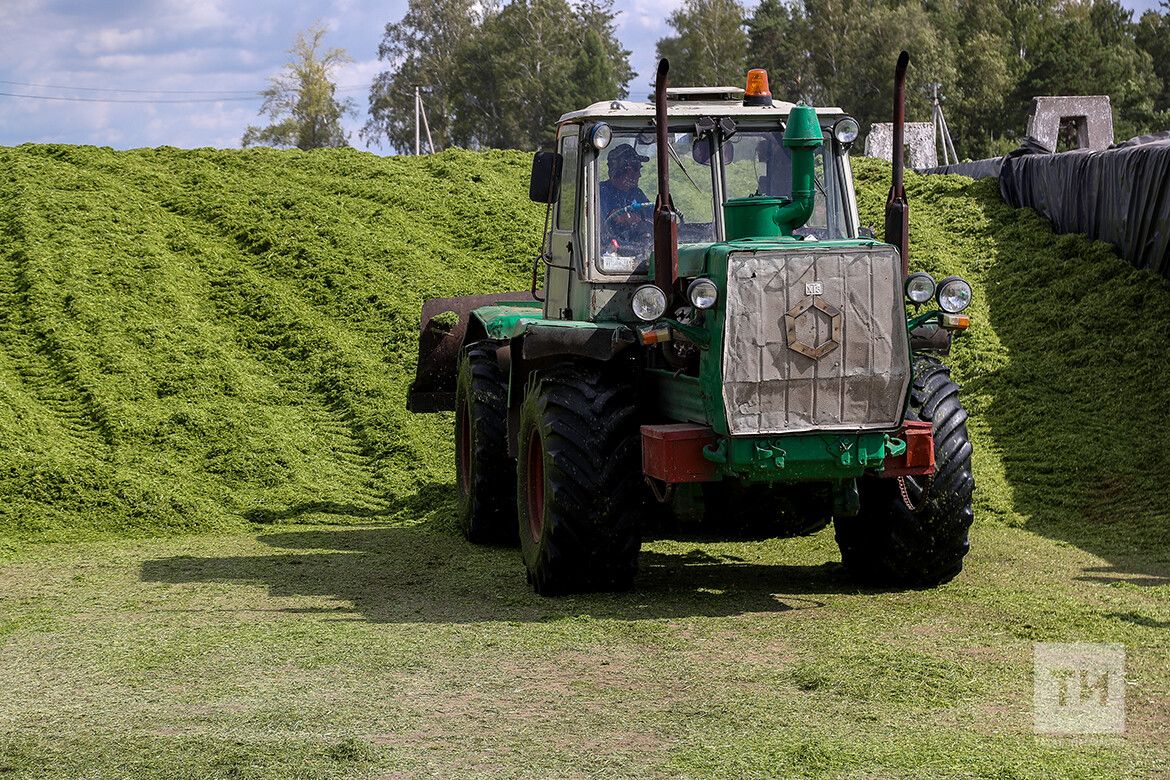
left=1, top=523, right=1166, bottom=779
left=0, top=147, right=1167, bottom=778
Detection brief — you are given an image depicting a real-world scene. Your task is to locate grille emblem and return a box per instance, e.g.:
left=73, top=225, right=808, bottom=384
left=805, top=281, right=824, bottom=296
left=784, top=295, right=842, bottom=359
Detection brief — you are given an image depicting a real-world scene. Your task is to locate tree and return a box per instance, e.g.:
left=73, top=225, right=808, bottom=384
left=242, top=24, right=355, bottom=150
left=456, top=0, right=632, bottom=149
left=1014, top=0, right=1158, bottom=142
left=655, top=0, right=749, bottom=87
left=365, top=0, right=632, bottom=151
left=1135, top=3, right=1170, bottom=116
left=746, top=0, right=812, bottom=102
left=362, top=0, right=484, bottom=152
left=738, top=0, right=1170, bottom=159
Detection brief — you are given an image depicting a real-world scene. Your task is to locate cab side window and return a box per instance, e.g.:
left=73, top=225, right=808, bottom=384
left=556, top=135, right=579, bottom=231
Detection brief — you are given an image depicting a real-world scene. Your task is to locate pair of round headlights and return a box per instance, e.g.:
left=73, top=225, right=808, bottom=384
left=905, top=272, right=972, bottom=313
left=631, top=278, right=718, bottom=322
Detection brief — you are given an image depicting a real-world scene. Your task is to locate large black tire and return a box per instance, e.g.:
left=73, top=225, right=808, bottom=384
left=701, top=482, right=833, bottom=538
left=834, top=356, right=975, bottom=587
left=516, top=365, right=644, bottom=594
left=454, top=342, right=517, bottom=544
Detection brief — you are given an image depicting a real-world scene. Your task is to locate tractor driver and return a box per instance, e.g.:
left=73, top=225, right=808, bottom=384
left=600, top=143, right=652, bottom=250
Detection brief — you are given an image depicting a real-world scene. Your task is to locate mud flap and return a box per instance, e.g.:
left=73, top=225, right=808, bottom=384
left=407, top=291, right=534, bottom=412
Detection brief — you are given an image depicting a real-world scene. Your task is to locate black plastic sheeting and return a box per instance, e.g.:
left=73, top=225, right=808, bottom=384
left=921, top=135, right=1170, bottom=279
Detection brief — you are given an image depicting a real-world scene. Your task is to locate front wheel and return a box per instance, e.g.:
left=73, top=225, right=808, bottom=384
left=834, top=356, right=975, bottom=587
left=516, top=365, right=645, bottom=595
left=454, top=342, right=517, bottom=544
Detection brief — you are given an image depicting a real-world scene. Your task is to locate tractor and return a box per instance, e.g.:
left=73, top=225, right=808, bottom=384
left=408, top=54, right=975, bottom=594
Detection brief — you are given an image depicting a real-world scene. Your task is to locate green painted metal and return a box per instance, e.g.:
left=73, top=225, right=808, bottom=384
left=783, top=102, right=824, bottom=145
left=724, top=197, right=793, bottom=241
left=701, top=430, right=907, bottom=482
left=907, top=309, right=949, bottom=331
left=472, top=301, right=636, bottom=341
left=645, top=369, right=707, bottom=424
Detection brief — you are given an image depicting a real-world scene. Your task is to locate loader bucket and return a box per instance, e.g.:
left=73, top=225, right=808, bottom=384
left=406, top=291, right=534, bottom=412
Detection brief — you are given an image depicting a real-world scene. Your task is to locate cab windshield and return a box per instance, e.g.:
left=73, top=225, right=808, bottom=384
left=593, top=125, right=846, bottom=276
left=597, top=130, right=717, bottom=275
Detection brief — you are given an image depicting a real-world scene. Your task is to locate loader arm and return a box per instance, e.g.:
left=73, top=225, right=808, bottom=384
left=407, top=291, right=536, bottom=412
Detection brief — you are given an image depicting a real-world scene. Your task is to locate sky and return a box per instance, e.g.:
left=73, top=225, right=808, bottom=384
left=0, top=0, right=1162, bottom=153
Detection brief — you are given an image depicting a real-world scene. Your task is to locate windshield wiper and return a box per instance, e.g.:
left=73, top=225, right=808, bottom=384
left=665, top=139, right=703, bottom=194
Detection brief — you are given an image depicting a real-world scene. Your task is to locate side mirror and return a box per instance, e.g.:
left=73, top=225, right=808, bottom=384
left=529, top=151, right=563, bottom=204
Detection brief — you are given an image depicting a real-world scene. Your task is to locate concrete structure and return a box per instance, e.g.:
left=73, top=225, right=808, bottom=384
left=1026, top=96, right=1114, bottom=151
left=864, top=122, right=936, bottom=169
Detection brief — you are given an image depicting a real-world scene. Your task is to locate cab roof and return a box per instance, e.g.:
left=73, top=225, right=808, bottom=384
left=557, top=87, right=845, bottom=125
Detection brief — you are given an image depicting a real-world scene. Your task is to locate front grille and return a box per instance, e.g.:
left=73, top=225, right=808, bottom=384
left=721, top=245, right=910, bottom=436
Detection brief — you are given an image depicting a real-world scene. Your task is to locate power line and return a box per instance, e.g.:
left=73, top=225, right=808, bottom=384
left=0, top=91, right=261, bottom=104
left=0, top=78, right=369, bottom=95
left=0, top=78, right=260, bottom=94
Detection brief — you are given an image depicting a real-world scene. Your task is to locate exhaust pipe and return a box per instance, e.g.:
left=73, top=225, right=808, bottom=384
left=885, top=51, right=910, bottom=276
left=652, top=59, right=678, bottom=299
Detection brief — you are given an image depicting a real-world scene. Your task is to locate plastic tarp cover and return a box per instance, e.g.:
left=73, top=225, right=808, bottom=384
left=722, top=245, right=910, bottom=436
left=998, top=136, right=1170, bottom=278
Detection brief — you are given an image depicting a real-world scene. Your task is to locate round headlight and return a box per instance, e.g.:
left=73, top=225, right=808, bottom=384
left=632, top=284, right=668, bottom=321
left=687, top=278, right=718, bottom=309
left=905, top=272, right=936, bottom=304
left=833, top=116, right=860, bottom=146
left=589, top=123, right=613, bottom=151
left=936, top=276, right=972, bottom=313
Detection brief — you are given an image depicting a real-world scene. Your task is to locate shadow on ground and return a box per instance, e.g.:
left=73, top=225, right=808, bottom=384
left=142, top=491, right=863, bottom=623
left=980, top=220, right=1170, bottom=585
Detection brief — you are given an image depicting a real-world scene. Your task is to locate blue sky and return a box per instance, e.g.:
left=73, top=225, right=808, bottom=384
left=0, top=0, right=1162, bottom=151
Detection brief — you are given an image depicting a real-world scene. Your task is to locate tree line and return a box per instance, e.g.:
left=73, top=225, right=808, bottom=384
left=245, top=0, right=1170, bottom=160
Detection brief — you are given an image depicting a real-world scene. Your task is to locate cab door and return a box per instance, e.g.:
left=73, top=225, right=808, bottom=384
left=544, top=126, right=580, bottom=320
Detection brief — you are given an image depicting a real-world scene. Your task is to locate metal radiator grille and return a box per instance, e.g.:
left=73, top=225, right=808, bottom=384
left=721, top=245, right=910, bottom=436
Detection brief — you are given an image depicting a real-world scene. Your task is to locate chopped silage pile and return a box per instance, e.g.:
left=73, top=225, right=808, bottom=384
left=0, top=146, right=1165, bottom=553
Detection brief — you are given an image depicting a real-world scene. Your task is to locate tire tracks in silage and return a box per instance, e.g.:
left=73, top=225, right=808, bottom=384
left=136, top=163, right=390, bottom=514
left=0, top=152, right=116, bottom=459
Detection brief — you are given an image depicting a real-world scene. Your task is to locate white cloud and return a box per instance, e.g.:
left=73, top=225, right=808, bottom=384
left=0, top=0, right=1157, bottom=151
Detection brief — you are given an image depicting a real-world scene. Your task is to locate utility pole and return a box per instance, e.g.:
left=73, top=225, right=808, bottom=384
left=929, top=82, right=958, bottom=166
left=413, top=85, right=437, bottom=155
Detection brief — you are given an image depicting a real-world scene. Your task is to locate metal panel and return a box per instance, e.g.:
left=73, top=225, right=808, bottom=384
left=722, top=245, right=909, bottom=436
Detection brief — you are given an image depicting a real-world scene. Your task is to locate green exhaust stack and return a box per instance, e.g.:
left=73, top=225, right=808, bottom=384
left=723, top=102, right=823, bottom=241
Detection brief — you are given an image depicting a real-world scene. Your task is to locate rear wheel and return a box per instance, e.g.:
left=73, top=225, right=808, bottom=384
left=454, top=342, right=517, bottom=544
left=835, top=356, right=975, bottom=587
left=517, top=365, right=644, bottom=594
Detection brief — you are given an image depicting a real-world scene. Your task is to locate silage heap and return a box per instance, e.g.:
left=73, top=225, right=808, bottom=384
left=0, top=146, right=539, bottom=540
left=0, top=147, right=1166, bottom=563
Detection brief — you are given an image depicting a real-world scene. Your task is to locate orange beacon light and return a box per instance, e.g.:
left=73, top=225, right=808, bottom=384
left=744, top=69, right=772, bottom=107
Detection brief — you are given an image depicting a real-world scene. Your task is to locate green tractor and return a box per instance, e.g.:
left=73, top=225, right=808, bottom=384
left=408, top=54, right=975, bottom=594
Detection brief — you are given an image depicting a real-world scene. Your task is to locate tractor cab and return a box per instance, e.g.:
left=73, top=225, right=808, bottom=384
left=532, top=79, right=864, bottom=323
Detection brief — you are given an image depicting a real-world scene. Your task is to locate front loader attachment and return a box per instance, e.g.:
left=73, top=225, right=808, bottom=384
left=407, top=291, right=534, bottom=412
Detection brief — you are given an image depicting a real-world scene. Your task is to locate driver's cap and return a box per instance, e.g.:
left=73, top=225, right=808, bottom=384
left=609, top=144, right=650, bottom=167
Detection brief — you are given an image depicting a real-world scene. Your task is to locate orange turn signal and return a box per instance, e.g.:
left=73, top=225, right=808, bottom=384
left=940, top=313, right=970, bottom=330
